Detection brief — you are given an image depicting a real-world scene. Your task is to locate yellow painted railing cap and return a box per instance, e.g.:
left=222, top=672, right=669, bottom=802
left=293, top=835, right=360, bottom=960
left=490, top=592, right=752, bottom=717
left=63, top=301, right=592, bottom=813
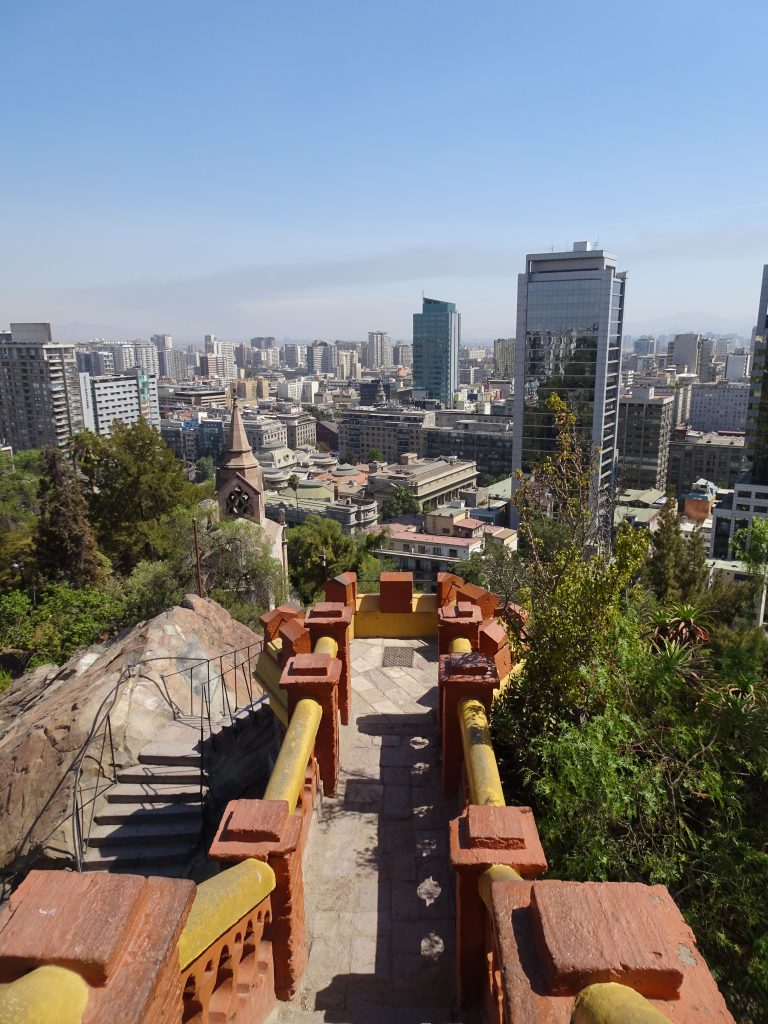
left=179, top=858, right=276, bottom=970
left=572, top=983, right=673, bottom=1024
left=0, top=964, right=89, bottom=1024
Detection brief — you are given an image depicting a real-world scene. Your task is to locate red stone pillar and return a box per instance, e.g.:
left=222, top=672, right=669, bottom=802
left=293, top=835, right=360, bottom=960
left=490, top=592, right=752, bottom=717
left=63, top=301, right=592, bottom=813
left=379, top=571, right=413, bottom=612
left=210, top=799, right=307, bottom=1001
left=0, top=870, right=195, bottom=1022
left=304, top=601, right=354, bottom=725
left=437, top=601, right=482, bottom=656
left=324, top=571, right=357, bottom=608
left=449, top=805, right=547, bottom=1006
left=277, top=616, right=311, bottom=666
left=456, top=582, right=502, bottom=621
left=437, top=571, right=464, bottom=608
left=439, top=651, right=498, bottom=793
left=478, top=620, right=513, bottom=682
left=483, top=877, right=735, bottom=1021
left=279, top=653, right=341, bottom=797
left=261, top=604, right=302, bottom=644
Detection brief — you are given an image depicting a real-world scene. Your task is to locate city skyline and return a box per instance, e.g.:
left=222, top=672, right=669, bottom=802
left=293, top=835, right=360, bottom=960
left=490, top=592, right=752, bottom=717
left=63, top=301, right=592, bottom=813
left=2, top=3, right=766, bottom=342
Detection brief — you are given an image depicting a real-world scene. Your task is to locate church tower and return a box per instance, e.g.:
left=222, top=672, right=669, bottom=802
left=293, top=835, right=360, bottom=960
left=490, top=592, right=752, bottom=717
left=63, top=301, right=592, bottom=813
left=215, top=393, right=265, bottom=523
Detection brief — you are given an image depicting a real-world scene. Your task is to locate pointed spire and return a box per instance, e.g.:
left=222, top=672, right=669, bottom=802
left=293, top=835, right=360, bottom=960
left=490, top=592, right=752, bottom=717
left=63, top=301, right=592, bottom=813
left=219, top=393, right=261, bottom=475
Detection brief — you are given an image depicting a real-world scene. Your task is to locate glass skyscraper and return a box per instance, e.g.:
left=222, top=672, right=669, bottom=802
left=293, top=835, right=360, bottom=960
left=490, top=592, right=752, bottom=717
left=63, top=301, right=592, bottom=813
left=512, top=243, right=626, bottom=493
left=413, top=297, right=460, bottom=407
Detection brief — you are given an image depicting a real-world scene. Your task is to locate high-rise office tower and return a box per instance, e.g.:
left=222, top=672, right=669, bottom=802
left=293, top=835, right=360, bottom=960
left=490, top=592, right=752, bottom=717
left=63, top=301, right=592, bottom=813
left=512, top=242, right=626, bottom=492
left=711, top=266, right=768, bottom=559
left=412, top=298, right=460, bottom=407
left=151, top=334, right=173, bottom=352
left=0, top=323, right=85, bottom=449
left=367, top=331, right=392, bottom=369
left=493, top=337, right=515, bottom=378
left=669, top=333, right=702, bottom=376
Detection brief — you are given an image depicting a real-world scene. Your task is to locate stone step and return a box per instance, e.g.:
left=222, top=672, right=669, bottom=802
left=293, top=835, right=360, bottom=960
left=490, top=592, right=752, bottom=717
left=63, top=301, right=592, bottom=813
left=86, top=819, right=201, bottom=848
left=106, top=783, right=202, bottom=804
left=138, top=746, right=202, bottom=767
left=94, top=802, right=202, bottom=825
left=116, top=764, right=204, bottom=785
left=81, top=842, right=197, bottom=871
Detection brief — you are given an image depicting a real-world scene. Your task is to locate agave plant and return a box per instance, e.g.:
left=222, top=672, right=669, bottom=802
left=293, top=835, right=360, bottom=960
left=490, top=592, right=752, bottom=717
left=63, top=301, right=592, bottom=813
left=649, top=603, right=711, bottom=649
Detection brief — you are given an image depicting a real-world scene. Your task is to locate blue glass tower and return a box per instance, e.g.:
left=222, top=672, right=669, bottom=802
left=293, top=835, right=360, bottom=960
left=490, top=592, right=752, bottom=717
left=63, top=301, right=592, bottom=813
left=412, top=297, right=460, bottom=407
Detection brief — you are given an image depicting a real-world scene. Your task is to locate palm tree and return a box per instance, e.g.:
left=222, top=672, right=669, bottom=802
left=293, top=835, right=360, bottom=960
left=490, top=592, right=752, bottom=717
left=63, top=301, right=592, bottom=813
left=287, top=474, right=300, bottom=521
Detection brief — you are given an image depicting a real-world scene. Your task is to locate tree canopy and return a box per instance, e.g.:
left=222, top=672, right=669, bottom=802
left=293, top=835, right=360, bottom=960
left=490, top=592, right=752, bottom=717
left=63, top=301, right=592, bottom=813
left=286, top=516, right=381, bottom=603
left=380, top=485, right=421, bottom=522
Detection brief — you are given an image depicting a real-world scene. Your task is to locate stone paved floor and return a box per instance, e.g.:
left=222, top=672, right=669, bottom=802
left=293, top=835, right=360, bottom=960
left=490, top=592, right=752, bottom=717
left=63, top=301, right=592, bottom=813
left=275, top=638, right=469, bottom=1024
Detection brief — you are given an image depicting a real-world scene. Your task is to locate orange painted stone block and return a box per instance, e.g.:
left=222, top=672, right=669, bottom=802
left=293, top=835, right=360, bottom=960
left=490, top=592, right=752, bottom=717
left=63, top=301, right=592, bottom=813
left=457, top=582, right=501, bottom=620
left=278, top=616, right=311, bottom=664
left=437, top=600, right=483, bottom=655
left=488, top=879, right=735, bottom=1022
left=450, top=805, right=547, bottom=877
left=209, top=799, right=308, bottom=1001
left=324, top=571, right=357, bottom=607
left=0, top=871, right=195, bottom=1024
left=280, top=654, right=341, bottom=797
left=439, top=651, right=499, bottom=793
left=305, top=601, right=354, bottom=726
left=379, top=571, right=413, bottom=612
left=449, top=804, right=546, bottom=1007
left=261, top=604, right=302, bottom=643
left=437, top=571, right=465, bottom=607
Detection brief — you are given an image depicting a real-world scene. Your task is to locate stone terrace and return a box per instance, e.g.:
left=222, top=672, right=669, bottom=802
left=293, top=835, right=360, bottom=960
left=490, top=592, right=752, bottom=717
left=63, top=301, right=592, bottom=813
left=278, top=636, right=464, bottom=1023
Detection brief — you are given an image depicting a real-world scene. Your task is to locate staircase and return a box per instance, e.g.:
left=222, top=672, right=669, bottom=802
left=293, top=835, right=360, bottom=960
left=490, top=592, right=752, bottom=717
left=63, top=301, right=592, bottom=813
left=82, top=718, right=206, bottom=873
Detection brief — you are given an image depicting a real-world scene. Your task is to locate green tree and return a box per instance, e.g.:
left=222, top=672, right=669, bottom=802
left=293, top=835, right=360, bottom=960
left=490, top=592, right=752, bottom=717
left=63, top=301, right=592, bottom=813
left=287, top=473, right=300, bottom=517
left=71, top=420, right=198, bottom=572
left=287, top=516, right=381, bottom=603
left=0, top=583, right=125, bottom=669
left=34, top=447, right=104, bottom=589
left=735, top=517, right=768, bottom=626
left=0, top=450, right=42, bottom=591
left=643, top=501, right=710, bottom=606
left=194, top=455, right=216, bottom=482
left=364, top=448, right=384, bottom=463
left=380, top=486, right=421, bottom=522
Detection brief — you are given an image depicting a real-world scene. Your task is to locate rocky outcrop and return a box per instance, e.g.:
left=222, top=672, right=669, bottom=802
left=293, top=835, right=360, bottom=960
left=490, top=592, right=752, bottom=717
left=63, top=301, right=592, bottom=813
left=0, top=596, right=263, bottom=874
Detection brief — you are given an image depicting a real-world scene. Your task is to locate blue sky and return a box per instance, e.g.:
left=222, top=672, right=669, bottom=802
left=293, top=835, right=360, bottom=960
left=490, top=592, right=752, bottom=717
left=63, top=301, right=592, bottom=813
left=2, top=1, right=766, bottom=342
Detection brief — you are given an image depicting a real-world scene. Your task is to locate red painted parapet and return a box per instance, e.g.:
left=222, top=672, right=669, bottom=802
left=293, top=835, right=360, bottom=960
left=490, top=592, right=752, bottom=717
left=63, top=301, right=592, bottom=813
left=478, top=620, right=513, bottom=683
left=324, top=571, right=357, bottom=608
left=210, top=789, right=318, bottom=1002
left=261, top=604, right=302, bottom=645
left=0, top=870, right=195, bottom=1023
left=304, top=601, right=354, bottom=726
left=439, top=651, right=498, bottom=792
left=485, top=879, right=735, bottom=1023
left=277, top=616, right=311, bottom=665
left=280, top=653, right=340, bottom=797
left=449, top=805, right=547, bottom=1006
left=379, top=571, right=413, bottom=612
left=437, top=572, right=465, bottom=607
left=438, top=601, right=483, bottom=656
left=456, top=581, right=502, bottom=621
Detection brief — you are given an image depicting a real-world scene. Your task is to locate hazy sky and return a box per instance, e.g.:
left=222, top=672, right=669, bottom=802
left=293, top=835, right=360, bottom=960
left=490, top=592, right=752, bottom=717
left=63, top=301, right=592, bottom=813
left=2, top=1, right=767, bottom=343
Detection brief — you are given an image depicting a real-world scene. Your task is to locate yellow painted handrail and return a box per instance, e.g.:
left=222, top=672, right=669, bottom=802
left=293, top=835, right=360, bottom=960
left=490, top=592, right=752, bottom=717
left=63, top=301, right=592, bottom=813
left=449, top=636, right=473, bottom=654
left=478, top=864, right=522, bottom=911
left=458, top=697, right=505, bottom=807
left=263, top=698, right=322, bottom=813
left=0, top=964, right=89, bottom=1024
left=178, top=858, right=276, bottom=970
left=572, top=983, right=673, bottom=1024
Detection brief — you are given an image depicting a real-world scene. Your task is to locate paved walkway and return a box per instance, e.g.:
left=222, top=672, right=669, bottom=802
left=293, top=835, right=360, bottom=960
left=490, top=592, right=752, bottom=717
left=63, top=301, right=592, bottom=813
left=275, top=637, right=466, bottom=1024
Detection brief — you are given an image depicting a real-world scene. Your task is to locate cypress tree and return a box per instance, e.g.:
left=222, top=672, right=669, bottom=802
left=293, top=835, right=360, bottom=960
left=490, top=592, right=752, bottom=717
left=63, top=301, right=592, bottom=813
left=34, top=447, right=103, bottom=588
left=644, top=494, right=685, bottom=604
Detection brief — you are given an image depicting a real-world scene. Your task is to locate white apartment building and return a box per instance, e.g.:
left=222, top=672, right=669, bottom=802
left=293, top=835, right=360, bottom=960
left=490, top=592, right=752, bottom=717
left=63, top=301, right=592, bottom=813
left=277, top=380, right=304, bottom=402
left=690, top=381, right=750, bottom=432
left=0, top=323, right=85, bottom=450
left=79, top=369, right=160, bottom=436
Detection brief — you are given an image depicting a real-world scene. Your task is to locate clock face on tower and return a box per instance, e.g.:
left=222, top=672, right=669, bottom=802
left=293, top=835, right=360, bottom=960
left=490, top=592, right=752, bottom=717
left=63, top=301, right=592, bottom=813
left=226, top=485, right=252, bottom=516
